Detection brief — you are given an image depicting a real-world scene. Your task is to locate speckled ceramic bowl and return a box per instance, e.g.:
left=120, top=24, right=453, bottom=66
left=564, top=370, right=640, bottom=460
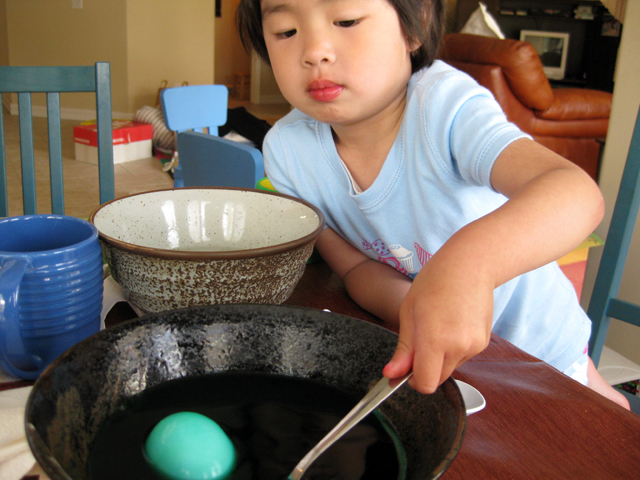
left=89, top=188, right=325, bottom=314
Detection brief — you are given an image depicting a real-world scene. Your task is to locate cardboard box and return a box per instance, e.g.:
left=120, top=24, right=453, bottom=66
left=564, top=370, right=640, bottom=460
left=74, top=120, right=154, bottom=164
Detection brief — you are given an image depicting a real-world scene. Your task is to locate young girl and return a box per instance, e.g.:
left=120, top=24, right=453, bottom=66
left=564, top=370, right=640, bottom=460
left=236, top=0, right=629, bottom=409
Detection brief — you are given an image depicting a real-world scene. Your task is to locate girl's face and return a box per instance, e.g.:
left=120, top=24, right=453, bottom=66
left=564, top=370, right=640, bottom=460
left=261, top=0, right=416, bottom=128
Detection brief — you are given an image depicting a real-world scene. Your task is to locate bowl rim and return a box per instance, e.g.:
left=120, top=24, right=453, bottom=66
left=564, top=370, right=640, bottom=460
left=88, top=187, right=326, bottom=260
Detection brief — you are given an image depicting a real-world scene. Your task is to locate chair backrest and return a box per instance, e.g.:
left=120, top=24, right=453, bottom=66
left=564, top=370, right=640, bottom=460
left=160, top=84, right=228, bottom=136
left=0, top=63, right=114, bottom=217
left=587, top=106, right=640, bottom=367
left=177, top=131, right=264, bottom=190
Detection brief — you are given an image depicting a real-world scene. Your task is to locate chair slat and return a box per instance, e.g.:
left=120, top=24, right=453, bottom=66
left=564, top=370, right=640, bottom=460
left=18, top=93, right=37, bottom=215
left=607, top=299, right=640, bottom=329
left=0, top=66, right=96, bottom=93
left=47, top=93, right=65, bottom=215
left=95, top=62, right=114, bottom=205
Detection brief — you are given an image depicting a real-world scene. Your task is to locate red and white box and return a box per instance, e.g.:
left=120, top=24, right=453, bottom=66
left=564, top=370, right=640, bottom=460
left=74, top=120, right=154, bottom=165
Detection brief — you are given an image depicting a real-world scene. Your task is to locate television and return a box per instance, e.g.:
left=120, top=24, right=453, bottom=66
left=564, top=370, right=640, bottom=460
left=519, top=30, right=570, bottom=81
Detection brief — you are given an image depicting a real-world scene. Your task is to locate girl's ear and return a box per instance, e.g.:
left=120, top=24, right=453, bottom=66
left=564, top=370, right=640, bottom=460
left=406, top=3, right=429, bottom=53
left=407, top=36, right=422, bottom=53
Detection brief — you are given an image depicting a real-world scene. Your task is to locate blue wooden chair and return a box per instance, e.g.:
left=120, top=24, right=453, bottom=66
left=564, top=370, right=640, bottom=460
left=587, top=105, right=640, bottom=413
left=160, top=84, right=229, bottom=188
left=0, top=62, right=115, bottom=217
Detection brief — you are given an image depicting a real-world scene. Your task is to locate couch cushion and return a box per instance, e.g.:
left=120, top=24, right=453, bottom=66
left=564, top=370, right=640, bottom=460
left=536, top=88, right=612, bottom=121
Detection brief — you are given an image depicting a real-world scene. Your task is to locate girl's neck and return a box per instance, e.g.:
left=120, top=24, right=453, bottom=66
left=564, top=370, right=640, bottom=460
left=332, top=90, right=407, bottom=191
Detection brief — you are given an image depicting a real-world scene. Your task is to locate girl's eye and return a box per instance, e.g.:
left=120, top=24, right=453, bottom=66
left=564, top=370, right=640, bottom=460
left=335, top=19, right=360, bottom=27
left=276, top=29, right=296, bottom=39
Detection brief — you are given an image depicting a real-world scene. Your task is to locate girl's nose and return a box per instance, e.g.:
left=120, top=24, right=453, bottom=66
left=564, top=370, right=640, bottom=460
left=301, top=34, right=336, bottom=67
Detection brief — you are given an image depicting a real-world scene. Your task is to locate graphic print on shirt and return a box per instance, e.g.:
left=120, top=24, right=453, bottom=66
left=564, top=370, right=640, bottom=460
left=414, top=242, right=433, bottom=266
left=362, top=239, right=433, bottom=278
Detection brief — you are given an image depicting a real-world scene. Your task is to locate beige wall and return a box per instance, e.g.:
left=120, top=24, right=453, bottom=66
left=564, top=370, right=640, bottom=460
left=0, top=0, right=8, bottom=111
left=582, top=0, right=640, bottom=365
left=5, top=0, right=128, bottom=114
left=126, top=0, right=214, bottom=112
left=0, top=0, right=9, bottom=68
left=259, top=59, right=285, bottom=102
left=214, top=0, right=251, bottom=88
left=213, top=0, right=282, bottom=104
left=2, top=0, right=214, bottom=117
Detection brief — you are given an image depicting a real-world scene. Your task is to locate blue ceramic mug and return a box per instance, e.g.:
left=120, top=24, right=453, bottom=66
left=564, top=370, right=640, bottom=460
left=0, top=215, right=103, bottom=380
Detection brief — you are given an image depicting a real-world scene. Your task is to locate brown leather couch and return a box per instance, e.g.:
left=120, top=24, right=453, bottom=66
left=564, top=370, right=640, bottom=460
left=438, top=33, right=612, bottom=180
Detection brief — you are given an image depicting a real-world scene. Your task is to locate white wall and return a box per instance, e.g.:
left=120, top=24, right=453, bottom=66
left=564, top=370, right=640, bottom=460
left=581, top=0, right=640, bottom=365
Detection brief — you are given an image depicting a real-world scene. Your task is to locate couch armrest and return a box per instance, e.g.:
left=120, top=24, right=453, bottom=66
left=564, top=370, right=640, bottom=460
left=444, top=60, right=513, bottom=107
left=536, top=88, right=612, bottom=121
left=440, top=33, right=554, bottom=112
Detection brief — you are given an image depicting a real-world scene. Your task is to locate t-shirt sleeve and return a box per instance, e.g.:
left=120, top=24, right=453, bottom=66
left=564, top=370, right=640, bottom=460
left=419, top=69, right=530, bottom=190
left=449, top=92, right=529, bottom=189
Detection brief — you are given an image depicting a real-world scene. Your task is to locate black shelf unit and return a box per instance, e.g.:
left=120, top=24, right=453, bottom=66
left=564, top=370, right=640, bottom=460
left=456, top=0, right=621, bottom=92
left=498, top=0, right=603, bottom=19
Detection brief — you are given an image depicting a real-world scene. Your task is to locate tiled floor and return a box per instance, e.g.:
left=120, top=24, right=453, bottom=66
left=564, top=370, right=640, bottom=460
left=2, top=100, right=290, bottom=218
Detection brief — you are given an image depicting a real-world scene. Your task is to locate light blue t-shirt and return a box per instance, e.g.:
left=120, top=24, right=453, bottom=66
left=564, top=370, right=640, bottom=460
left=264, top=60, right=591, bottom=372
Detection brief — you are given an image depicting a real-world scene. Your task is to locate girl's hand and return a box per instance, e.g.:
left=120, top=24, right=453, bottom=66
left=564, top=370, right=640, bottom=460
left=382, top=249, right=494, bottom=394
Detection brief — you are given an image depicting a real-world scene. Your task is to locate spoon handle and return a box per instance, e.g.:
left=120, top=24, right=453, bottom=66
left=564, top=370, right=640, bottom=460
left=288, top=372, right=412, bottom=480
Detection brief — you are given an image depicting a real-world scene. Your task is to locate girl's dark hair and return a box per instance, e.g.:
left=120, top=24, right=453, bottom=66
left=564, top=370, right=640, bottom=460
left=236, top=0, right=445, bottom=73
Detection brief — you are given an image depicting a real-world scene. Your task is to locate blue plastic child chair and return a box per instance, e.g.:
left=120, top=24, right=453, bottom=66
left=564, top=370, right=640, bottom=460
left=176, top=130, right=264, bottom=190
left=160, top=84, right=229, bottom=188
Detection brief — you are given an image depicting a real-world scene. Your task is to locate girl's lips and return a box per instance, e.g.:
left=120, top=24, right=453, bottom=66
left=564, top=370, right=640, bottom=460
left=307, top=80, right=344, bottom=102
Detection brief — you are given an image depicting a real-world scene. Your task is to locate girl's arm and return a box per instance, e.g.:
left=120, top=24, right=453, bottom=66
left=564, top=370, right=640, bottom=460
left=315, top=227, right=412, bottom=326
left=383, top=137, right=605, bottom=393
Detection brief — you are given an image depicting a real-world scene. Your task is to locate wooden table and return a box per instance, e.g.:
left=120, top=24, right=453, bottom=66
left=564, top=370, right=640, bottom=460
left=6, top=261, right=640, bottom=479
left=285, top=262, right=640, bottom=480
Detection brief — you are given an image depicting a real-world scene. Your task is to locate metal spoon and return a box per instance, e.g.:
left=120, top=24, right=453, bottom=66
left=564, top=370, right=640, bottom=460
left=288, top=372, right=412, bottom=480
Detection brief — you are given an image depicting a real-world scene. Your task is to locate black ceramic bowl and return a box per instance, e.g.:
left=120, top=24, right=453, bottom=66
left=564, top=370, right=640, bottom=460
left=25, top=304, right=465, bottom=480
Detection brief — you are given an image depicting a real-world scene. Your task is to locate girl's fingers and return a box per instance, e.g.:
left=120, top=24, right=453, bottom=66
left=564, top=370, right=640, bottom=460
left=383, top=316, right=415, bottom=379
left=410, top=348, right=445, bottom=394
left=383, top=338, right=414, bottom=379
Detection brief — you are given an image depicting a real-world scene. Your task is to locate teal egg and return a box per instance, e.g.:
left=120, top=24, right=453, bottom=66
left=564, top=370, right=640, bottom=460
left=145, top=412, right=236, bottom=480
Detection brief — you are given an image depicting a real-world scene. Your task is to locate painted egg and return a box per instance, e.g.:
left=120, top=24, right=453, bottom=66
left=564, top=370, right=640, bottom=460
left=145, top=412, right=236, bottom=480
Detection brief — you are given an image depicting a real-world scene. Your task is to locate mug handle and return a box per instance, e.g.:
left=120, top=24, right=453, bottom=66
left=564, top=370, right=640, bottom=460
left=0, top=258, right=43, bottom=372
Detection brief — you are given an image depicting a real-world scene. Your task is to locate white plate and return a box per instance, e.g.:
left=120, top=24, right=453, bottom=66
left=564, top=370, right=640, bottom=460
left=455, top=380, right=486, bottom=415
